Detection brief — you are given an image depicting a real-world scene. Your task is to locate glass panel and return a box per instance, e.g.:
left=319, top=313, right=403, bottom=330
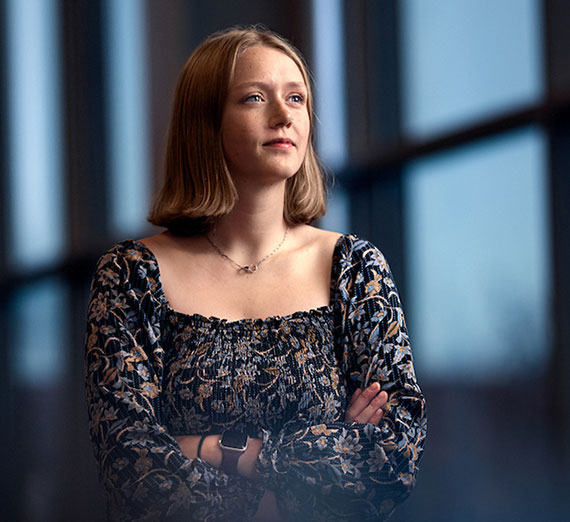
left=5, top=0, right=65, bottom=268
left=399, top=0, right=544, bottom=139
left=404, top=126, right=550, bottom=382
left=104, top=0, right=150, bottom=236
left=320, top=186, right=351, bottom=234
left=311, top=0, right=350, bottom=232
left=311, top=0, right=348, bottom=170
left=9, top=278, right=69, bottom=387
left=8, top=278, right=70, bottom=522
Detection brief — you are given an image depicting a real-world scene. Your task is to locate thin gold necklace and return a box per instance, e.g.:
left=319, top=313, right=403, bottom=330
left=206, top=226, right=289, bottom=273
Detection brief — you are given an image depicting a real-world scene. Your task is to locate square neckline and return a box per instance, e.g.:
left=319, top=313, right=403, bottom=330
left=130, top=233, right=351, bottom=327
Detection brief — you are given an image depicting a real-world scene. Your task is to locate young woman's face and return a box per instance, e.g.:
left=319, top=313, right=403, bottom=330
left=221, top=45, right=310, bottom=186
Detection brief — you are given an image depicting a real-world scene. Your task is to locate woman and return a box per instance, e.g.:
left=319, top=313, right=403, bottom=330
left=85, top=26, right=426, bottom=522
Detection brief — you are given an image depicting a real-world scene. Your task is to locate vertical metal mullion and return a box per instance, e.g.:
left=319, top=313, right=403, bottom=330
left=344, top=0, right=371, bottom=159
left=546, top=121, right=570, bottom=461
left=0, top=2, right=18, bottom=521
left=61, top=0, right=110, bottom=254
left=60, top=2, right=110, bottom=519
left=541, top=10, right=570, bottom=518
left=343, top=0, right=406, bottom=296
left=0, top=1, right=8, bottom=275
left=543, top=0, right=570, bottom=468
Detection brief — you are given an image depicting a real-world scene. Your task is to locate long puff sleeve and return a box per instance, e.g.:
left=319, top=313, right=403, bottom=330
left=85, top=243, right=263, bottom=522
left=257, top=236, right=427, bottom=521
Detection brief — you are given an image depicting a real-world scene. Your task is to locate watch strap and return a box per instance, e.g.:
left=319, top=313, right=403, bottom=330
left=219, top=430, right=248, bottom=474
left=220, top=449, right=242, bottom=474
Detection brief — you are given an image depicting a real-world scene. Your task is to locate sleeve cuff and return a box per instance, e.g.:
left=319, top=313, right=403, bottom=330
left=256, top=428, right=291, bottom=483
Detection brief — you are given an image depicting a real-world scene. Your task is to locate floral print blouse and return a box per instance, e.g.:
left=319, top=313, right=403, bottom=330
left=85, top=234, right=427, bottom=522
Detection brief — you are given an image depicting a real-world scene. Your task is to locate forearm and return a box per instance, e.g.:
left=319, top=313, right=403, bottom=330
left=173, top=383, right=387, bottom=517
left=175, top=434, right=262, bottom=480
left=175, top=434, right=283, bottom=520
left=173, top=379, right=385, bottom=479
left=253, top=490, right=286, bottom=522
left=253, top=384, right=422, bottom=520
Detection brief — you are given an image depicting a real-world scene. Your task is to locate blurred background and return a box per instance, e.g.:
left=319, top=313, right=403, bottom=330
left=1, top=0, right=569, bottom=521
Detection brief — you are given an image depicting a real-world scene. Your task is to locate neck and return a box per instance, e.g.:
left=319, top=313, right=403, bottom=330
left=210, top=183, right=289, bottom=261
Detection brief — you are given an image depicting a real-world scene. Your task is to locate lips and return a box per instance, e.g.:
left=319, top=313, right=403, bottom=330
left=263, top=138, right=295, bottom=146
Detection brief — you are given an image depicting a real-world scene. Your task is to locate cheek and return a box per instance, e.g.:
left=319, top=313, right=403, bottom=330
left=298, top=110, right=310, bottom=138
left=220, top=134, right=236, bottom=167
left=221, top=125, right=254, bottom=168
left=220, top=112, right=242, bottom=152
left=297, top=121, right=311, bottom=155
left=221, top=124, right=241, bottom=153
left=223, top=117, right=255, bottom=146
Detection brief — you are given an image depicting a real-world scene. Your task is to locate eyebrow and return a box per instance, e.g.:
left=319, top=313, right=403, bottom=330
left=232, top=81, right=307, bottom=91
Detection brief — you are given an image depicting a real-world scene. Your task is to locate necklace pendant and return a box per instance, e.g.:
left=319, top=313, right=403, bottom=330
left=207, top=225, right=288, bottom=275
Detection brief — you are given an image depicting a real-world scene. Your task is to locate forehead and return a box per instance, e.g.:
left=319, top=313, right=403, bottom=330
left=231, top=45, right=306, bottom=88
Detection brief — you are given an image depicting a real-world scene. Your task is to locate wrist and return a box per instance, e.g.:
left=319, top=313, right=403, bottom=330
left=238, top=437, right=262, bottom=480
left=198, top=433, right=262, bottom=479
left=201, top=434, right=223, bottom=468
left=219, top=430, right=249, bottom=474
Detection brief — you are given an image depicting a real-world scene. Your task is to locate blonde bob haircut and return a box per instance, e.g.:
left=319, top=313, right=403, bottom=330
left=148, top=26, right=327, bottom=233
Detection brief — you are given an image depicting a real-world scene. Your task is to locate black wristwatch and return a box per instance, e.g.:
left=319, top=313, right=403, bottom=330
left=219, top=430, right=249, bottom=474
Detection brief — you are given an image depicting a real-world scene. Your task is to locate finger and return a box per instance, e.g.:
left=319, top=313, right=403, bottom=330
left=347, top=387, right=362, bottom=407
left=367, top=408, right=384, bottom=426
left=354, top=391, right=388, bottom=423
left=360, top=382, right=381, bottom=401
left=345, top=383, right=378, bottom=421
left=346, top=382, right=380, bottom=421
left=345, top=383, right=381, bottom=422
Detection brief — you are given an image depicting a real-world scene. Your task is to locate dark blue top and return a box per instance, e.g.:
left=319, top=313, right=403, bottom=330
left=85, top=234, right=426, bottom=521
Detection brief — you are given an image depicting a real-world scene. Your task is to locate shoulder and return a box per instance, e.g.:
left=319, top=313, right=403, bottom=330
left=138, top=230, right=209, bottom=266
left=280, top=225, right=341, bottom=268
left=333, top=234, right=389, bottom=272
left=331, top=234, right=397, bottom=302
left=291, top=224, right=343, bottom=248
left=93, top=238, right=161, bottom=293
left=293, top=227, right=390, bottom=274
left=96, top=239, right=157, bottom=270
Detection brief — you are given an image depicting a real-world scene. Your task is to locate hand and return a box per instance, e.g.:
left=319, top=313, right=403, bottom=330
left=344, top=382, right=388, bottom=425
left=175, top=435, right=283, bottom=519
left=252, top=490, right=286, bottom=522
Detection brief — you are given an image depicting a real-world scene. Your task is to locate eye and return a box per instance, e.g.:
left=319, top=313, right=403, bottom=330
left=288, top=94, right=305, bottom=104
left=244, top=93, right=263, bottom=103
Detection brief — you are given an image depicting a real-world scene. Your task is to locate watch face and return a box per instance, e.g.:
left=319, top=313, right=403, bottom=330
left=220, top=430, right=248, bottom=451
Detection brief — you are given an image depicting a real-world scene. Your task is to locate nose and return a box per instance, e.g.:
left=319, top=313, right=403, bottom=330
left=270, top=102, right=293, bottom=128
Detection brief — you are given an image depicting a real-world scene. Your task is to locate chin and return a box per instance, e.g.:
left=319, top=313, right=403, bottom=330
left=273, top=160, right=304, bottom=178
left=230, top=159, right=303, bottom=186
left=272, top=168, right=300, bottom=183
left=253, top=162, right=300, bottom=183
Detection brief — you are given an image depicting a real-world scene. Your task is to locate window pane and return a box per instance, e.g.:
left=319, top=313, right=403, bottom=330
left=311, top=0, right=350, bottom=232
left=6, top=0, right=65, bottom=268
left=9, top=278, right=69, bottom=387
left=399, top=0, right=544, bottom=139
left=8, top=278, right=70, bottom=522
left=311, top=0, right=348, bottom=170
left=104, top=0, right=150, bottom=236
left=404, top=126, right=550, bottom=382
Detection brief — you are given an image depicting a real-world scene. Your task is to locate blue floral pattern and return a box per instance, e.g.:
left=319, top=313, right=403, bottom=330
left=85, top=234, right=426, bottom=521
